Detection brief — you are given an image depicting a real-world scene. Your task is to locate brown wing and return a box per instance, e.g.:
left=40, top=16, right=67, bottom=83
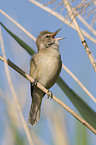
left=30, top=54, right=45, bottom=98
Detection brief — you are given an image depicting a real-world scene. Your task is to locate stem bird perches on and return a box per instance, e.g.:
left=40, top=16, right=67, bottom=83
left=0, top=55, right=96, bottom=135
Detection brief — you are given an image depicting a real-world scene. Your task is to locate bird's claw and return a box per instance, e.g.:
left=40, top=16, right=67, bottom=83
left=32, top=78, right=38, bottom=86
left=47, top=90, right=53, bottom=100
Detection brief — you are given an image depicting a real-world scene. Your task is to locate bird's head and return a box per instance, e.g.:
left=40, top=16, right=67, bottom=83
left=36, top=29, right=65, bottom=51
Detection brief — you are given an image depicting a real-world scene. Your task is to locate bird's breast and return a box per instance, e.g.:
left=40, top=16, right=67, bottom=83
left=31, top=49, right=62, bottom=89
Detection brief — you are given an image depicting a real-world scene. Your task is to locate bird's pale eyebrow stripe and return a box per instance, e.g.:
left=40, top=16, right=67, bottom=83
left=41, top=34, right=51, bottom=39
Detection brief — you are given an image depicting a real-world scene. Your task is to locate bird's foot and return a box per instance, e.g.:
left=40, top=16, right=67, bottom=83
left=32, top=78, right=38, bottom=86
left=47, top=90, right=53, bottom=100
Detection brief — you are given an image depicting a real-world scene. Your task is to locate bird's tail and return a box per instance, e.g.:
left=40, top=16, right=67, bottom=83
left=28, top=101, right=41, bottom=126
left=28, top=86, right=44, bottom=125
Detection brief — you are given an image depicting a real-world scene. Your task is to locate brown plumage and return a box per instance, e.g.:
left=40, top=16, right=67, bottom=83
left=28, top=29, right=64, bottom=125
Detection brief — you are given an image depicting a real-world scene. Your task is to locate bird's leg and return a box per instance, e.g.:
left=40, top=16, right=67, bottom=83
left=32, top=78, right=38, bottom=86
left=47, top=90, right=53, bottom=100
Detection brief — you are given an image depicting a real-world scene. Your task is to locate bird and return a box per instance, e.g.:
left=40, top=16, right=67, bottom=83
left=28, top=29, right=64, bottom=125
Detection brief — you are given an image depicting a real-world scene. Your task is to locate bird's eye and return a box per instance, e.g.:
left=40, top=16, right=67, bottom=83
left=46, top=35, right=49, bottom=38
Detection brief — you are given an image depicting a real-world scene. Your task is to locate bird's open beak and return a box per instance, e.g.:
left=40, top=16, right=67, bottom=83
left=51, top=29, right=65, bottom=40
